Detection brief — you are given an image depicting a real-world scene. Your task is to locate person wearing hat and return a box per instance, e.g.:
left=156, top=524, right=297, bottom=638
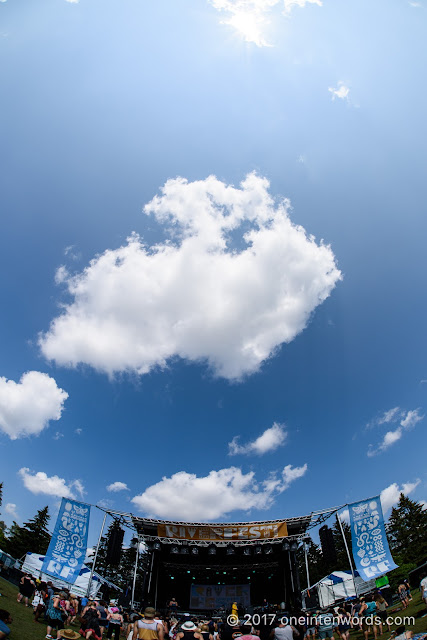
left=58, top=631, right=81, bottom=640
left=133, top=607, right=164, bottom=640
left=176, top=620, right=204, bottom=640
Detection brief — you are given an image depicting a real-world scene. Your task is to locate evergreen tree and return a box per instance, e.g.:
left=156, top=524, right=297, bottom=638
left=0, top=482, right=5, bottom=548
left=5, top=506, right=51, bottom=559
left=87, top=525, right=148, bottom=597
left=331, top=517, right=353, bottom=572
left=297, top=537, right=329, bottom=589
left=387, top=493, right=427, bottom=565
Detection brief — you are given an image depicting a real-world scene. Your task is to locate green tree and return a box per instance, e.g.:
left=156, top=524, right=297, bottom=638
left=0, top=481, right=5, bottom=549
left=331, top=517, right=353, bottom=572
left=297, top=537, right=329, bottom=589
left=5, top=506, right=51, bottom=559
left=387, top=494, right=427, bottom=565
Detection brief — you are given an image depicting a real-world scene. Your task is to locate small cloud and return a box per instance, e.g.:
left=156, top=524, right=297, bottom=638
left=0, top=371, right=68, bottom=440
left=281, top=463, right=307, bottom=489
left=64, top=245, right=81, bottom=261
left=420, top=379, right=427, bottom=384
left=75, top=428, right=83, bottom=435
left=97, top=499, right=113, bottom=509
left=297, top=154, right=306, bottom=164
left=65, top=0, right=79, bottom=3
left=19, top=467, right=85, bottom=499
left=367, top=407, right=424, bottom=456
left=55, top=266, right=69, bottom=285
left=107, top=481, right=129, bottom=492
left=380, top=480, right=420, bottom=513
left=5, top=503, right=19, bottom=520
left=229, top=422, right=287, bottom=455
left=408, top=1, right=422, bottom=7
left=328, top=82, right=350, bottom=101
left=378, top=407, right=400, bottom=424
left=53, top=431, right=64, bottom=440
left=400, top=408, right=424, bottom=429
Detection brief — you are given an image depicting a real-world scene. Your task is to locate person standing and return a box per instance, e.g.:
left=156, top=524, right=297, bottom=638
left=375, top=594, right=390, bottom=635
left=270, top=619, right=299, bottom=640
left=96, top=601, right=109, bottom=637
left=176, top=621, right=203, bottom=640
left=133, top=607, right=165, bottom=640
left=46, top=592, right=67, bottom=640
left=17, top=573, right=35, bottom=606
left=316, top=609, right=335, bottom=640
left=420, top=574, right=427, bottom=605
left=398, top=584, right=409, bottom=610
left=107, top=607, right=123, bottom=640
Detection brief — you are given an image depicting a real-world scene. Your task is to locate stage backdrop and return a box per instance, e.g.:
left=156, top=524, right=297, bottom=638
left=190, top=584, right=251, bottom=610
left=158, top=522, right=288, bottom=541
left=42, top=498, right=90, bottom=583
left=349, top=496, right=398, bottom=581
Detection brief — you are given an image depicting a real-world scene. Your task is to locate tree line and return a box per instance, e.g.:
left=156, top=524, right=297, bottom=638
left=297, top=493, right=427, bottom=592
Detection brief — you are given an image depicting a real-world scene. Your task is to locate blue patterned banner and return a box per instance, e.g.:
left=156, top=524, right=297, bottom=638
left=349, top=496, right=398, bottom=581
left=42, top=498, right=90, bottom=583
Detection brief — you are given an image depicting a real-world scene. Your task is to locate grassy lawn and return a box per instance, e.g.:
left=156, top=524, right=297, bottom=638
left=333, top=592, right=427, bottom=640
left=1, top=575, right=55, bottom=639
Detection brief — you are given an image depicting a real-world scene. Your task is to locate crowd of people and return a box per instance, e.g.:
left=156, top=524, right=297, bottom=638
left=0, top=571, right=425, bottom=640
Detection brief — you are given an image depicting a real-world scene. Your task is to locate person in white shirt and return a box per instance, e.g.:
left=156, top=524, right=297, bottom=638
left=420, top=574, right=427, bottom=604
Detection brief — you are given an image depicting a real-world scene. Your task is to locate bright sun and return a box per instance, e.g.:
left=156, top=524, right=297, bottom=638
left=225, top=11, right=270, bottom=47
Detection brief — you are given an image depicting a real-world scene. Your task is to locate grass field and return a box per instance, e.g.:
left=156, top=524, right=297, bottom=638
left=1, top=575, right=427, bottom=639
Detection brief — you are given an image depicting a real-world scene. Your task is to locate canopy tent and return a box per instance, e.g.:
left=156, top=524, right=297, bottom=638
left=22, top=552, right=120, bottom=598
left=302, top=570, right=377, bottom=609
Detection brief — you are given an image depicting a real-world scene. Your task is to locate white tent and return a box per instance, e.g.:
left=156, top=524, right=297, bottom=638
left=21, top=552, right=120, bottom=598
left=302, top=570, right=377, bottom=609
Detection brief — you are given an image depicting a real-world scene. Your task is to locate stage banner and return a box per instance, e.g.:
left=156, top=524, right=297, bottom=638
left=157, top=521, right=288, bottom=541
left=190, top=584, right=251, bottom=610
left=349, top=496, right=398, bottom=581
left=42, top=498, right=90, bottom=583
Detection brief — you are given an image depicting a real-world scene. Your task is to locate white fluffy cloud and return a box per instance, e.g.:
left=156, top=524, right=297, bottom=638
left=132, top=463, right=307, bottom=520
left=367, top=408, right=424, bottom=456
left=5, top=503, right=19, bottom=520
left=0, top=371, right=68, bottom=440
left=340, top=479, right=420, bottom=522
left=107, top=481, right=129, bottom=492
left=40, top=174, right=341, bottom=381
left=380, top=480, right=420, bottom=514
left=229, top=422, right=287, bottom=455
left=328, top=82, right=350, bottom=101
left=19, top=468, right=85, bottom=499
left=210, top=0, right=322, bottom=47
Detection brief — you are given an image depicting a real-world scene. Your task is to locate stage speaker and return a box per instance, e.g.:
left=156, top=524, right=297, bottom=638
left=319, top=525, right=337, bottom=565
left=106, top=524, right=125, bottom=565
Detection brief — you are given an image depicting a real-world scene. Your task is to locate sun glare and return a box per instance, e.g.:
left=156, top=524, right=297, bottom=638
left=225, top=10, right=271, bottom=47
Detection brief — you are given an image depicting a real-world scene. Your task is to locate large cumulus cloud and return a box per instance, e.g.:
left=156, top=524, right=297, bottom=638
left=40, top=173, right=341, bottom=380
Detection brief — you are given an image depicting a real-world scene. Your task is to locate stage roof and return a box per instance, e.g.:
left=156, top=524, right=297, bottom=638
left=98, top=505, right=343, bottom=547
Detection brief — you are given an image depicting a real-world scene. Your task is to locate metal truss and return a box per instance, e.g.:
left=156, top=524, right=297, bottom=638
left=95, top=503, right=344, bottom=547
left=162, top=561, right=280, bottom=571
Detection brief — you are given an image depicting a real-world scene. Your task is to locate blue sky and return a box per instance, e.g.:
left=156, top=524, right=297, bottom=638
left=0, top=0, right=427, bottom=546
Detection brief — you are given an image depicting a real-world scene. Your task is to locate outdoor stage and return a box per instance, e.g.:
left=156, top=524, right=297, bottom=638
left=97, top=506, right=342, bottom=612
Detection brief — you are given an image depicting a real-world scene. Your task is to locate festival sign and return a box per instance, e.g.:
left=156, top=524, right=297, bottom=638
left=157, top=521, right=288, bottom=541
left=349, top=496, right=398, bottom=581
left=42, top=498, right=90, bottom=583
left=190, top=584, right=251, bottom=610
